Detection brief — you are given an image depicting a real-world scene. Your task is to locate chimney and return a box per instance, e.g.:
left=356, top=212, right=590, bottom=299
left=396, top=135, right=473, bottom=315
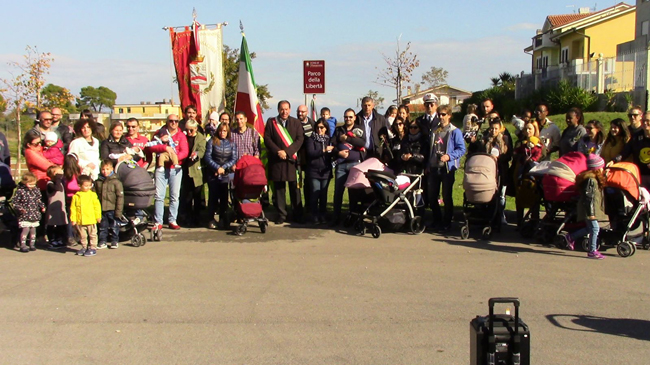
left=578, top=7, right=590, bottom=14
left=140, top=101, right=145, bottom=105
left=407, top=86, right=412, bottom=95
left=415, top=84, right=421, bottom=93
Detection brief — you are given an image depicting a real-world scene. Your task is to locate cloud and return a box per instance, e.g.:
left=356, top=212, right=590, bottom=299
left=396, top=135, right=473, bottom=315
left=506, top=23, right=539, bottom=32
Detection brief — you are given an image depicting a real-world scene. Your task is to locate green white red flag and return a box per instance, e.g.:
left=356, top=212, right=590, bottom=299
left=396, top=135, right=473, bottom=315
left=234, top=33, right=265, bottom=137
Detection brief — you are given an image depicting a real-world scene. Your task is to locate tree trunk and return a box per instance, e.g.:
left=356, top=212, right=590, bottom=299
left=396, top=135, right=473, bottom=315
left=15, top=107, right=22, bottom=177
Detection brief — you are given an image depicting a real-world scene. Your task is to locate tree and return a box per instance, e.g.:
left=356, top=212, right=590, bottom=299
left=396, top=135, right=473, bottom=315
left=376, top=36, right=420, bottom=105
left=360, top=90, right=385, bottom=111
left=42, top=83, right=77, bottom=114
left=78, top=86, right=117, bottom=112
left=421, top=66, right=448, bottom=88
left=0, top=45, right=53, bottom=175
left=222, top=44, right=272, bottom=114
left=0, top=93, right=6, bottom=114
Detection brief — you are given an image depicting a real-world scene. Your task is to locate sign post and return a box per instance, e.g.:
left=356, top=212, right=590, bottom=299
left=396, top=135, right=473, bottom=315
left=303, top=60, right=325, bottom=94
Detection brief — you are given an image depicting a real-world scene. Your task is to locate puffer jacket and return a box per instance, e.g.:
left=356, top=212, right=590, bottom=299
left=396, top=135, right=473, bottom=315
left=95, top=173, right=124, bottom=216
left=100, top=135, right=134, bottom=165
left=577, top=175, right=607, bottom=222
left=204, top=137, right=238, bottom=181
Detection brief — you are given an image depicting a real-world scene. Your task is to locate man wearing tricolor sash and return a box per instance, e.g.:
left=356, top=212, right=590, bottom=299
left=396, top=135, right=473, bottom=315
left=265, top=100, right=305, bottom=224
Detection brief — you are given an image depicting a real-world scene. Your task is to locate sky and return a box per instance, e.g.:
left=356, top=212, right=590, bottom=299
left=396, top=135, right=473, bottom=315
left=0, top=0, right=616, bottom=119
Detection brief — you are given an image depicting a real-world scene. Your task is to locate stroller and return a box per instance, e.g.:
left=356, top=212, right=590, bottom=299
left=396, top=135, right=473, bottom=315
left=537, top=152, right=587, bottom=245
left=357, top=169, right=425, bottom=238
left=597, top=162, right=650, bottom=257
left=345, top=158, right=391, bottom=230
left=232, top=155, right=268, bottom=235
left=461, top=153, right=501, bottom=240
left=0, top=162, right=17, bottom=242
left=115, top=161, right=156, bottom=246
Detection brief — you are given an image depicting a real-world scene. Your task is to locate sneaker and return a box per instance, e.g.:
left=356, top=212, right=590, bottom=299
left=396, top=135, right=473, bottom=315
left=109, top=242, right=119, bottom=249
left=47, top=241, right=65, bottom=250
left=76, top=248, right=87, bottom=256
left=97, top=242, right=108, bottom=249
left=84, top=249, right=97, bottom=257
left=169, top=222, right=181, bottom=230
left=587, top=250, right=605, bottom=259
left=563, top=234, right=575, bottom=251
left=19, top=246, right=29, bottom=253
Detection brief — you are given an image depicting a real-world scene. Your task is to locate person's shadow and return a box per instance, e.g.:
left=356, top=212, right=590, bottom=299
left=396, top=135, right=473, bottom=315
left=546, top=314, right=650, bottom=341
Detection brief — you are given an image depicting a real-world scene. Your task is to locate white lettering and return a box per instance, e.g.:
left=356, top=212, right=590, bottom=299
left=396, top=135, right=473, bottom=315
left=307, top=71, right=321, bottom=76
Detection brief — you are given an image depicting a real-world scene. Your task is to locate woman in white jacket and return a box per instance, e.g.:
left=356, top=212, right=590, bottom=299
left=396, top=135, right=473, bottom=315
left=67, top=119, right=100, bottom=180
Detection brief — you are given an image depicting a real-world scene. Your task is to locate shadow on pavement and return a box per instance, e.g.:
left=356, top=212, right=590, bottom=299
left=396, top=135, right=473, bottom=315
left=546, top=314, right=650, bottom=341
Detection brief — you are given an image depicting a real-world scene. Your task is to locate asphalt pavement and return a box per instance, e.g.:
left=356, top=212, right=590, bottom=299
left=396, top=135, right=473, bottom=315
left=1, top=222, right=649, bottom=364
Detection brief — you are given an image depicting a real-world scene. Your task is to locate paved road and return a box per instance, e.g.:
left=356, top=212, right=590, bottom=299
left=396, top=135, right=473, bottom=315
left=1, top=222, right=649, bottom=364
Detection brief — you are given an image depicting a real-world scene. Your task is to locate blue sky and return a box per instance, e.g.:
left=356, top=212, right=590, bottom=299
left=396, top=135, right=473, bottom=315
left=0, top=0, right=618, bottom=118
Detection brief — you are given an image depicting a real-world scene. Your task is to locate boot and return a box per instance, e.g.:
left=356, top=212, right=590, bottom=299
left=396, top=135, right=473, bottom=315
left=19, top=241, right=29, bottom=253
left=29, top=239, right=36, bottom=251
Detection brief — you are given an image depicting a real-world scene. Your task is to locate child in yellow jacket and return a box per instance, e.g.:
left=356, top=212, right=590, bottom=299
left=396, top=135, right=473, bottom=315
left=70, top=175, right=102, bottom=256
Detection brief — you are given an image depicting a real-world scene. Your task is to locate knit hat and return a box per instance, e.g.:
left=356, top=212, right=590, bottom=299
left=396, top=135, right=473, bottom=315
left=586, top=154, right=605, bottom=170
left=44, top=131, right=58, bottom=143
left=528, top=136, right=540, bottom=146
left=209, top=111, right=219, bottom=121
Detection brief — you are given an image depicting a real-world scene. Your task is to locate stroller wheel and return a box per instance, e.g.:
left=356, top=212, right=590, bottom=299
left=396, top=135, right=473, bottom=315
left=580, top=237, right=601, bottom=252
left=140, top=234, right=147, bottom=246
left=410, top=216, right=425, bottom=235
left=260, top=221, right=267, bottom=233
left=131, top=234, right=143, bottom=247
left=460, top=225, right=470, bottom=240
left=481, top=227, right=492, bottom=241
left=354, top=219, right=365, bottom=235
left=617, top=241, right=635, bottom=258
left=371, top=224, right=381, bottom=239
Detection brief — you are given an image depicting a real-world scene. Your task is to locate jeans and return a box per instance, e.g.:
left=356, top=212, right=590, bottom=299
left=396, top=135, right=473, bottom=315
left=154, top=166, right=183, bottom=225
left=333, top=161, right=360, bottom=217
left=428, top=167, right=456, bottom=226
left=309, top=178, right=330, bottom=219
left=99, top=210, right=119, bottom=244
left=570, top=219, right=600, bottom=252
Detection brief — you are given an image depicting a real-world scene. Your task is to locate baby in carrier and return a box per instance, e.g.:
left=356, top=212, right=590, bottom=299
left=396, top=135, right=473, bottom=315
left=335, top=127, right=366, bottom=165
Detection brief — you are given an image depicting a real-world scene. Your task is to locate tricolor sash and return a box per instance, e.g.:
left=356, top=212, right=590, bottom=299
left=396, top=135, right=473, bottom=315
left=273, top=118, right=297, bottom=160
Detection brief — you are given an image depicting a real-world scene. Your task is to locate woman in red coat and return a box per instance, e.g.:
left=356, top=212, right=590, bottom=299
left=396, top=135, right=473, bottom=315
left=24, top=129, right=55, bottom=191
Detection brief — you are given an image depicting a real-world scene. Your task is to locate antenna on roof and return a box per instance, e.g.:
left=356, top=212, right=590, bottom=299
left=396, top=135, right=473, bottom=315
left=566, top=5, right=575, bottom=13
left=592, top=3, right=597, bottom=12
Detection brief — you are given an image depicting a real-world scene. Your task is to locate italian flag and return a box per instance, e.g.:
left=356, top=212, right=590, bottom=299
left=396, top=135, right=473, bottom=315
left=234, top=33, right=265, bottom=137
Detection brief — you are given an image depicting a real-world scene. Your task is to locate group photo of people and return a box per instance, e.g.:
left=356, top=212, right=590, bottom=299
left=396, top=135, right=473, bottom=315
left=1, top=94, right=649, bottom=260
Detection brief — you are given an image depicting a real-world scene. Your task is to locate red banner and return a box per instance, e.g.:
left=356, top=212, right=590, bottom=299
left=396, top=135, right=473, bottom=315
left=170, top=27, right=202, bottom=120
left=303, top=60, right=325, bottom=94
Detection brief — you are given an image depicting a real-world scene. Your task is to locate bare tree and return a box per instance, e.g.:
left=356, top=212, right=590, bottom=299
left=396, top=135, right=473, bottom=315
left=376, top=36, right=420, bottom=105
left=0, top=46, right=53, bottom=175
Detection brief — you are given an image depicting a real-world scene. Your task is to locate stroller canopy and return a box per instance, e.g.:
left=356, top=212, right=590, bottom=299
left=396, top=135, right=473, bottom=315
left=345, top=158, right=393, bottom=189
left=605, top=162, right=640, bottom=201
left=234, top=155, right=267, bottom=188
left=542, top=152, right=588, bottom=202
left=463, top=153, right=498, bottom=204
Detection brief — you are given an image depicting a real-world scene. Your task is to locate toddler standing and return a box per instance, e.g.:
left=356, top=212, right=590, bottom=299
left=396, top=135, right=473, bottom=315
left=45, top=165, right=69, bottom=250
left=96, top=160, right=124, bottom=249
left=12, top=172, right=45, bottom=252
left=70, top=175, right=102, bottom=257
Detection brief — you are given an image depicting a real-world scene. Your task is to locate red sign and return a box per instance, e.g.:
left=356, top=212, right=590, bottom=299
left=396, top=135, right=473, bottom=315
left=303, top=60, right=325, bottom=94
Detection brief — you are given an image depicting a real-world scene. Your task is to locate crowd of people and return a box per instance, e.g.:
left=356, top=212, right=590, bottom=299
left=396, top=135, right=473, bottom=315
left=2, top=95, right=650, bottom=259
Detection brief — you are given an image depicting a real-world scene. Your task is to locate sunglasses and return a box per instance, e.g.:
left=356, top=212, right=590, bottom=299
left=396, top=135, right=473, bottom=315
left=344, top=116, right=354, bottom=119
left=395, top=123, right=404, bottom=126
left=41, top=118, right=53, bottom=121
left=628, top=113, right=640, bottom=117
left=409, top=125, right=419, bottom=130
left=127, top=125, right=138, bottom=129
left=439, top=113, right=448, bottom=117
left=168, top=120, right=179, bottom=123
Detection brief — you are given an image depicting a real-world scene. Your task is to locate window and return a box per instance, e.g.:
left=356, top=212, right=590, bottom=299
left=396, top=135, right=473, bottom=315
left=119, top=108, right=123, bottom=113
left=560, top=47, right=569, bottom=64
left=642, top=20, right=649, bottom=36
left=536, top=56, right=542, bottom=70
left=165, top=109, right=169, bottom=114
left=142, top=107, right=146, bottom=113
left=127, top=107, right=131, bottom=113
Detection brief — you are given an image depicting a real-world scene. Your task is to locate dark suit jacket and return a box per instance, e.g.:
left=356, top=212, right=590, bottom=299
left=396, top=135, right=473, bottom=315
left=265, top=116, right=304, bottom=181
left=356, top=110, right=389, bottom=158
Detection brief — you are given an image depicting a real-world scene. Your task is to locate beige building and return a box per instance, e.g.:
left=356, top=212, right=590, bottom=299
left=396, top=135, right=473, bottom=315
left=401, top=84, right=472, bottom=113
left=111, top=100, right=181, bottom=136
left=617, top=0, right=650, bottom=107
